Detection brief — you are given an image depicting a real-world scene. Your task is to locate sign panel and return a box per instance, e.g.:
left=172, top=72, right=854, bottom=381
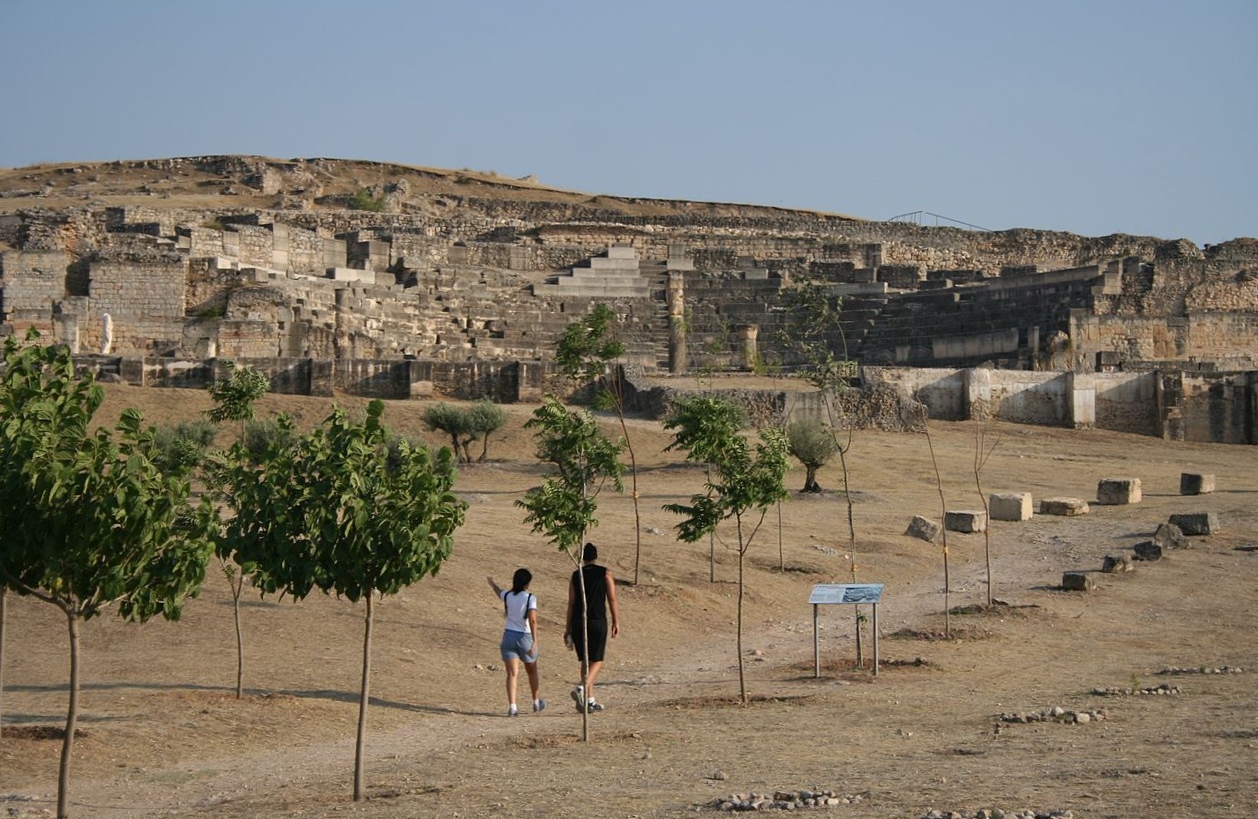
left=809, top=583, right=884, bottom=605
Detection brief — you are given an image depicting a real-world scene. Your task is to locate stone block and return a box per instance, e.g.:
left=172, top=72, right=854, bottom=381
left=1152, top=522, right=1188, bottom=550
left=904, top=515, right=941, bottom=542
left=1062, top=572, right=1096, bottom=591
left=944, top=510, right=987, bottom=533
left=1133, top=541, right=1162, bottom=561
left=1096, top=478, right=1142, bottom=505
left=989, top=492, right=1033, bottom=521
left=1179, top=473, right=1215, bottom=495
left=1101, top=554, right=1134, bottom=573
left=1041, top=497, right=1089, bottom=516
left=1168, top=513, right=1220, bottom=536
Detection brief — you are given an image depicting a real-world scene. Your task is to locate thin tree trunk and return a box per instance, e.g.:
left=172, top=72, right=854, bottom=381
left=231, top=569, right=245, bottom=699
left=58, top=608, right=81, bottom=819
left=777, top=502, right=784, bottom=571
left=706, top=464, right=715, bottom=583
left=0, top=585, right=7, bottom=738
left=736, top=516, right=748, bottom=706
left=923, top=423, right=951, bottom=637
left=575, top=555, right=590, bottom=742
left=354, top=593, right=374, bottom=801
left=838, top=444, right=862, bottom=666
left=973, top=421, right=999, bottom=608
left=609, top=375, right=643, bottom=586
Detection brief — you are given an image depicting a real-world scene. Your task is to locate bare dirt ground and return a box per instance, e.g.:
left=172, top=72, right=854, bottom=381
left=2, top=383, right=1256, bottom=818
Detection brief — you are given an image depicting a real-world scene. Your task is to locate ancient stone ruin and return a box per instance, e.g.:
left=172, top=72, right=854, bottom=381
left=1, top=155, right=1255, bottom=441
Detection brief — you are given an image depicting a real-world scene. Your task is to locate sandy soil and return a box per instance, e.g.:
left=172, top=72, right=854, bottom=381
left=2, top=383, right=1256, bottom=818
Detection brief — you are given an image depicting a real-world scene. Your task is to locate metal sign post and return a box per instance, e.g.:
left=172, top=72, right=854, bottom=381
left=808, top=583, right=884, bottom=678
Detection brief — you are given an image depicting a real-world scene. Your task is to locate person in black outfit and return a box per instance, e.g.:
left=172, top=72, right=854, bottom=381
left=564, top=543, right=620, bottom=712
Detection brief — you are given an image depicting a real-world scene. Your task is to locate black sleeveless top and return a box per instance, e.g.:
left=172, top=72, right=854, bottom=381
left=571, top=564, right=608, bottom=622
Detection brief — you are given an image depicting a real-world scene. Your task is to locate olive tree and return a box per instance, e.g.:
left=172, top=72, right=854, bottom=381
left=664, top=396, right=788, bottom=705
left=786, top=419, right=838, bottom=493
left=516, top=395, right=624, bottom=741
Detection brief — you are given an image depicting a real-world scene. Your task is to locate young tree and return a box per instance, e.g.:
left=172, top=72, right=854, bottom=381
left=973, top=421, right=1002, bottom=607
left=204, top=361, right=271, bottom=699
left=207, top=361, right=269, bottom=439
left=296, top=401, right=466, bottom=801
left=556, top=303, right=647, bottom=584
left=778, top=275, right=868, bottom=662
left=222, top=401, right=466, bottom=800
left=204, top=413, right=302, bottom=699
left=664, top=396, right=789, bottom=705
left=923, top=420, right=953, bottom=637
left=659, top=396, right=746, bottom=582
left=516, top=395, right=624, bottom=741
left=786, top=419, right=838, bottom=493
left=0, top=335, right=213, bottom=819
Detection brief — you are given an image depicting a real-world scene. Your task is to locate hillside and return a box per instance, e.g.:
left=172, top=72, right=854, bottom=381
left=0, top=155, right=868, bottom=228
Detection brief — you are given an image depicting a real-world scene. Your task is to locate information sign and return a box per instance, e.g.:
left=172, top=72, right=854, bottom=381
left=808, top=583, right=884, bottom=605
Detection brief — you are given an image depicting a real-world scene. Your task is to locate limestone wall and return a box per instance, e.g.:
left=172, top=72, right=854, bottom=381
left=1080, top=371, right=1159, bottom=435
left=0, top=250, right=67, bottom=320
left=1178, top=372, right=1257, bottom=445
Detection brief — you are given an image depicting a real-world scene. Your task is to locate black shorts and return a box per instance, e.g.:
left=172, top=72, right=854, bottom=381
left=572, top=620, right=608, bottom=663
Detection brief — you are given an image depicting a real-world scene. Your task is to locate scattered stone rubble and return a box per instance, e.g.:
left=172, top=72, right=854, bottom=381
left=1158, top=665, right=1244, bottom=675
left=922, top=811, right=1074, bottom=819
left=708, top=789, right=863, bottom=812
left=1091, top=683, right=1181, bottom=696
left=999, top=706, right=1108, bottom=724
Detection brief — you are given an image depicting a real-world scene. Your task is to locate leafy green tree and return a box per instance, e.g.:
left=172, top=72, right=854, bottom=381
left=204, top=413, right=300, bottom=699
left=204, top=362, right=272, bottom=696
left=556, top=303, right=647, bottom=584
left=660, top=396, right=746, bottom=581
left=0, top=335, right=213, bottom=819
left=664, top=396, right=789, bottom=704
left=228, top=401, right=466, bottom=801
left=786, top=419, right=838, bottom=493
left=516, top=395, right=624, bottom=741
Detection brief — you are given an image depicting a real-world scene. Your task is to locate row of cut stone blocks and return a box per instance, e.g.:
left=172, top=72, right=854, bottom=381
left=942, top=471, right=1218, bottom=534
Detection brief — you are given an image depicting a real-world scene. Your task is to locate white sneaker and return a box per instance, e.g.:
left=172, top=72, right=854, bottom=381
left=570, top=685, right=585, bottom=711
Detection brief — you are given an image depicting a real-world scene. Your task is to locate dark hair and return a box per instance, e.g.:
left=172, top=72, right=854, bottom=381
left=582, top=542, right=598, bottom=562
left=511, top=568, right=532, bottom=594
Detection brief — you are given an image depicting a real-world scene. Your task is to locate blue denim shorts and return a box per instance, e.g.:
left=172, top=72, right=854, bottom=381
left=500, top=630, right=537, bottom=662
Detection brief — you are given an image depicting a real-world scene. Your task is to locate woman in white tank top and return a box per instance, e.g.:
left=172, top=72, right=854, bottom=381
left=487, top=569, right=547, bottom=716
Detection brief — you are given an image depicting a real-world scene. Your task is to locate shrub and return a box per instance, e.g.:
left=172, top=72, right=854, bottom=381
left=150, top=420, right=218, bottom=475
left=242, top=417, right=297, bottom=464
left=350, top=189, right=387, bottom=212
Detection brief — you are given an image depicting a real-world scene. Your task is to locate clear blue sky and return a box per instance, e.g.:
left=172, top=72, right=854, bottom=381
left=3, top=0, right=1254, bottom=245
